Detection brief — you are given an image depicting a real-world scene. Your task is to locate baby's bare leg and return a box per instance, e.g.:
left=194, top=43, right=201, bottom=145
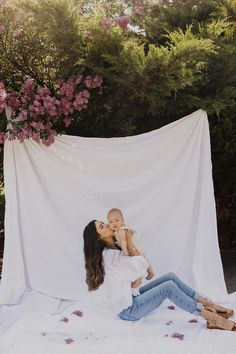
left=118, top=229, right=129, bottom=255
left=146, top=265, right=155, bottom=280
left=120, top=237, right=129, bottom=255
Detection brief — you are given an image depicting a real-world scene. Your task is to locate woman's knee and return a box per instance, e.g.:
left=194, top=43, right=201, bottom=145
left=166, top=272, right=177, bottom=281
left=163, top=280, right=177, bottom=293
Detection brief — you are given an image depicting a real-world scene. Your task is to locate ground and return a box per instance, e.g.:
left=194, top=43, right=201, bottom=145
left=221, top=250, right=236, bottom=294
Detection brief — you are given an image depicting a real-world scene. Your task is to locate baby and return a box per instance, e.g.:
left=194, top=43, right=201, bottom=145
left=107, top=208, right=155, bottom=291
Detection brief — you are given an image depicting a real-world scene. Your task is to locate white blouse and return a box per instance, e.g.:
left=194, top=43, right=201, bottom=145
left=98, top=248, right=149, bottom=314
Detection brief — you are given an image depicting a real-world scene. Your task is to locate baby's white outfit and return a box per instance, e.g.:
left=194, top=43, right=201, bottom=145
left=114, top=225, right=148, bottom=297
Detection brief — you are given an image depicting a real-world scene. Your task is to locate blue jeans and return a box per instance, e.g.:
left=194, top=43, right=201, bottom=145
left=119, top=272, right=203, bottom=321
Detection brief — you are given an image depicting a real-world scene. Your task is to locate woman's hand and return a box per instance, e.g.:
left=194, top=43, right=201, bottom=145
left=131, top=277, right=142, bottom=288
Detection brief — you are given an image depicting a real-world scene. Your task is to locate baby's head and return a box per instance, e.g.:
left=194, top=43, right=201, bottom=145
left=107, top=208, right=124, bottom=232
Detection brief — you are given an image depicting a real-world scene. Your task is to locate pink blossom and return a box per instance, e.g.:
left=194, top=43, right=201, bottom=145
left=82, top=90, right=90, bottom=98
left=0, top=86, right=6, bottom=112
left=37, top=87, right=51, bottom=96
left=6, top=93, right=21, bottom=111
left=59, top=97, right=73, bottom=115
left=73, top=91, right=89, bottom=111
left=44, top=122, right=53, bottom=129
left=22, top=127, right=32, bottom=138
left=101, top=18, right=113, bottom=30
left=84, top=76, right=93, bottom=88
left=75, top=75, right=83, bottom=85
left=21, top=95, right=30, bottom=104
left=18, top=110, right=28, bottom=121
left=0, top=132, right=6, bottom=144
left=42, top=133, right=55, bottom=146
left=134, top=0, right=144, bottom=15
left=0, top=73, right=102, bottom=145
left=84, top=76, right=102, bottom=89
left=92, top=75, right=103, bottom=88
left=33, top=100, right=41, bottom=106
left=64, top=118, right=71, bottom=127
left=114, top=16, right=130, bottom=31
left=21, top=79, right=35, bottom=94
left=48, top=109, right=57, bottom=116
left=32, top=133, right=41, bottom=143
left=30, top=121, right=45, bottom=131
left=60, top=81, right=75, bottom=100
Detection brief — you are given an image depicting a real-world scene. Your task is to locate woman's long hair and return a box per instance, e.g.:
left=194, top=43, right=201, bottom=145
left=83, top=220, right=107, bottom=291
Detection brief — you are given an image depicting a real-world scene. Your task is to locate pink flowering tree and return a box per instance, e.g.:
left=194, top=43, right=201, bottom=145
left=0, top=72, right=103, bottom=146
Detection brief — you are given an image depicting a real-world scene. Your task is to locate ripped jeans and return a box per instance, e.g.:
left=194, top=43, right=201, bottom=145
left=119, top=272, right=203, bottom=321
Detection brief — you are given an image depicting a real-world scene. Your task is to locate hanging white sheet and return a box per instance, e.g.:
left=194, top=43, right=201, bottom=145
left=0, top=109, right=235, bottom=353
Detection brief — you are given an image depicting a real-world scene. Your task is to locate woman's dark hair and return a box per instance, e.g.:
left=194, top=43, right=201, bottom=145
left=83, top=220, right=107, bottom=291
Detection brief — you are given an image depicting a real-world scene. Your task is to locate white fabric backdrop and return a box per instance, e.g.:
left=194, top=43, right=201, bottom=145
left=0, top=109, right=236, bottom=353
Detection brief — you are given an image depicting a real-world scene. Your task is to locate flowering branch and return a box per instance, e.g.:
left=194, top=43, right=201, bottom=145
left=0, top=71, right=103, bottom=146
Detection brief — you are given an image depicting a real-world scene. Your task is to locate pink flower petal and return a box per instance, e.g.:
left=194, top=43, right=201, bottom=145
left=65, top=337, right=74, bottom=344
left=72, top=310, right=83, bottom=317
left=61, top=317, right=69, bottom=323
left=168, top=305, right=175, bottom=310
left=171, top=332, right=184, bottom=340
left=188, top=319, right=198, bottom=323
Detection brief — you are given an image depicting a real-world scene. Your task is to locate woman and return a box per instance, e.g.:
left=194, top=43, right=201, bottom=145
left=83, top=220, right=235, bottom=331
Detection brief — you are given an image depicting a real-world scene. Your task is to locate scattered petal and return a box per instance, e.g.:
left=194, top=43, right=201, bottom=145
left=168, top=305, right=175, bottom=310
left=188, top=318, right=198, bottom=323
left=171, top=332, right=184, bottom=341
left=61, top=317, right=69, bottom=323
left=72, top=310, right=83, bottom=317
left=65, top=337, right=74, bottom=344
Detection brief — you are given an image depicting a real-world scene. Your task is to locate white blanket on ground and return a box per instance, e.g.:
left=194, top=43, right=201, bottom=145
left=0, top=109, right=236, bottom=353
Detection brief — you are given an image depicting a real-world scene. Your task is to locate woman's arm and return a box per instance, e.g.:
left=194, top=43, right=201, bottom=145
left=131, top=278, right=142, bottom=288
